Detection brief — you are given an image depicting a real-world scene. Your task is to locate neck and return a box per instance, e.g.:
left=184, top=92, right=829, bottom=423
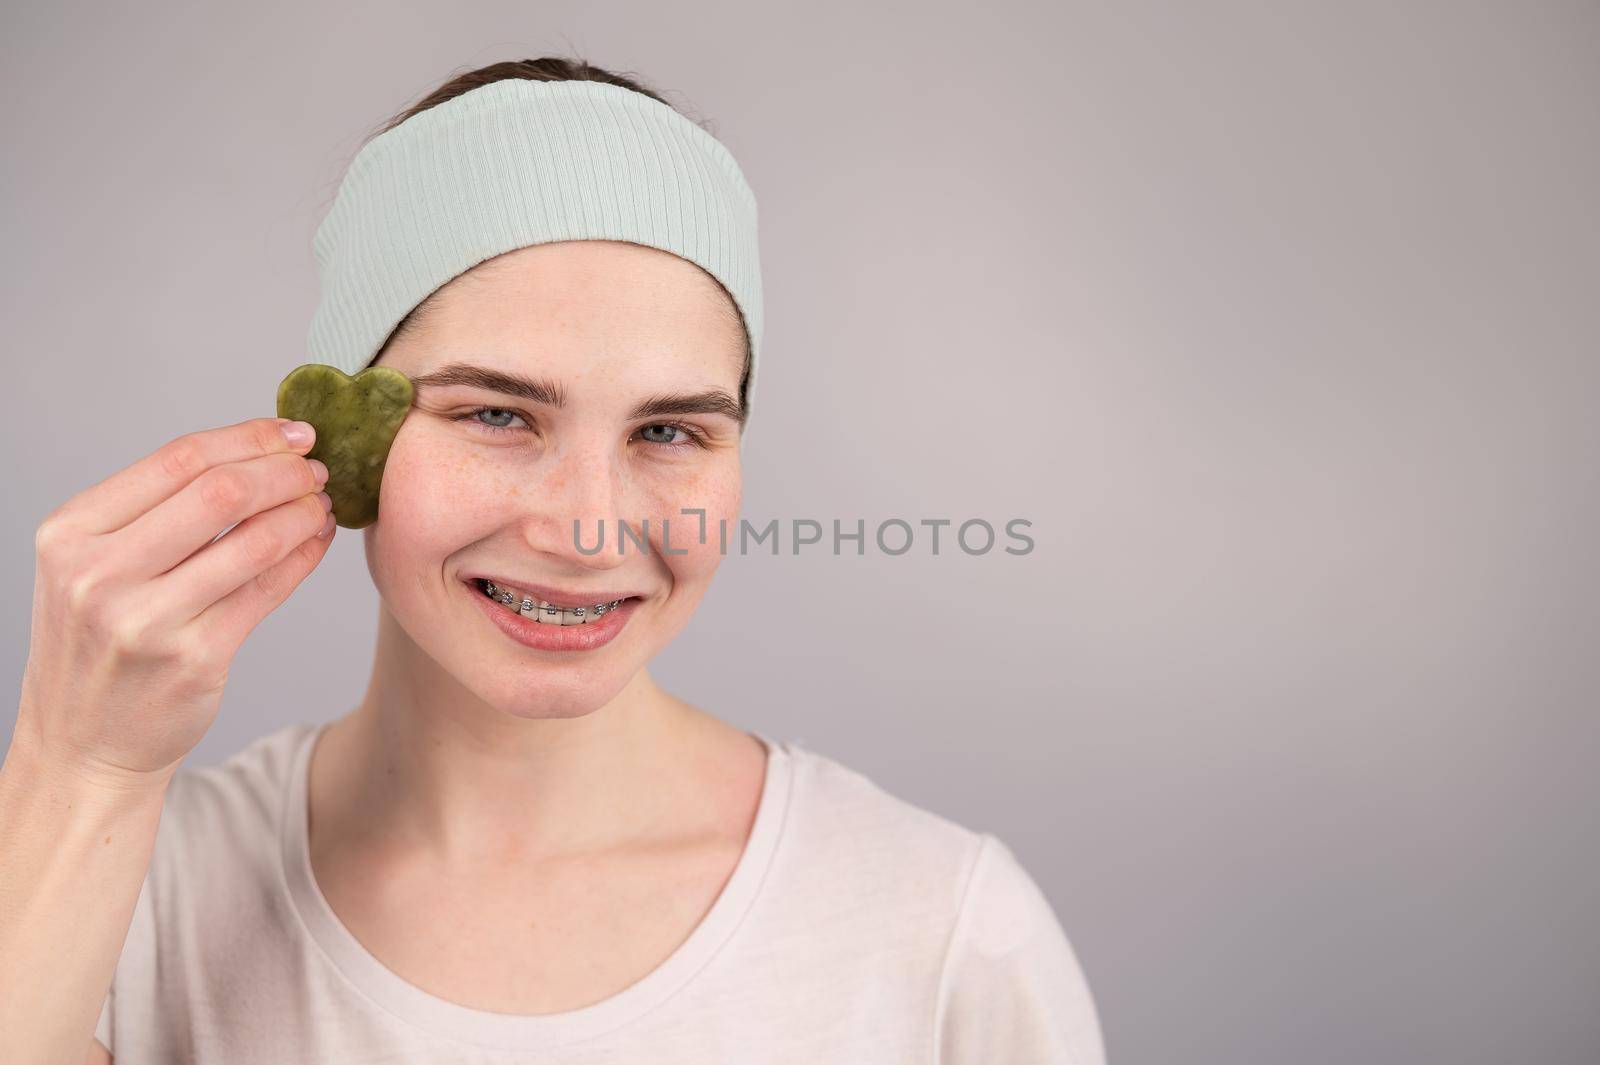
left=318, top=602, right=696, bottom=867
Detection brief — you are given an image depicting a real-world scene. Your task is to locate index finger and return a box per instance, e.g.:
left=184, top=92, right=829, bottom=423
left=51, top=417, right=316, bottom=537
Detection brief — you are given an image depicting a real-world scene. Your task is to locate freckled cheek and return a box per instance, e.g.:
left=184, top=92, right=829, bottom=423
left=375, top=425, right=742, bottom=553
left=638, top=461, right=741, bottom=572
left=373, top=429, right=487, bottom=537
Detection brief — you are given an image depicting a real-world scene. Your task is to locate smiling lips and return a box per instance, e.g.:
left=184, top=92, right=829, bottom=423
left=468, top=577, right=642, bottom=651
left=464, top=574, right=644, bottom=612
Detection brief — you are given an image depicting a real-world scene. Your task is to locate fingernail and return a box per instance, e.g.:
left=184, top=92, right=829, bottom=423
left=309, top=459, right=330, bottom=484
left=317, top=512, right=336, bottom=539
left=281, top=420, right=315, bottom=447
left=315, top=490, right=333, bottom=511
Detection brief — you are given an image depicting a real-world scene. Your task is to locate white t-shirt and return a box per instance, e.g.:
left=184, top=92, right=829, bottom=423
left=95, top=721, right=1105, bottom=1063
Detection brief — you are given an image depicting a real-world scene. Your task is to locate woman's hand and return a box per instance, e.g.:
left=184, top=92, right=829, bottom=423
left=13, top=417, right=336, bottom=795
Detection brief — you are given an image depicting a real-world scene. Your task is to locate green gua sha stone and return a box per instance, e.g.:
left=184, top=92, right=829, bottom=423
left=275, top=364, right=413, bottom=529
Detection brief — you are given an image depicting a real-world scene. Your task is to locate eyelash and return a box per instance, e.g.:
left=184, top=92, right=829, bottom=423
left=450, top=407, right=709, bottom=450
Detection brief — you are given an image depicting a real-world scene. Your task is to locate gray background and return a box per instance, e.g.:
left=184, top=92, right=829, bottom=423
left=4, top=2, right=1597, bottom=1062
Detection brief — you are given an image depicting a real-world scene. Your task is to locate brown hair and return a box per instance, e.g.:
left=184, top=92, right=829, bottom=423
left=364, top=57, right=750, bottom=417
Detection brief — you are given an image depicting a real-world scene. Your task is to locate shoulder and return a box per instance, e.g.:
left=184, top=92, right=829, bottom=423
left=149, top=721, right=316, bottom=885
left=772, top=740, right=1105, bottom=1063
left=777, top=740, right=1086, bottom=922
left=770, top=739, right=992, bottom=946
left=932, top=823, right=1106, bottom=1063
left=780, top=738, right=985, bottom=876
left=163, top=721, right=312, bottom=826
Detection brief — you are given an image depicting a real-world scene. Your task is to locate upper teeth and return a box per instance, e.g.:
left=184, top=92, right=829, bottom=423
left=481, top=580, right=623, bottom=625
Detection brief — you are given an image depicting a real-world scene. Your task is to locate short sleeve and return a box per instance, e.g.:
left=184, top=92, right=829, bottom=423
left=934, top=833, right=1107, bottom=1065
left=95, top=986, right=113, bottom=1052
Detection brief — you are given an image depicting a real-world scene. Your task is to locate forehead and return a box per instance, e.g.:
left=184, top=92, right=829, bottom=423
left=404, top=241, right=745, bottom=376
left=450, top=241, right=734, bottom=324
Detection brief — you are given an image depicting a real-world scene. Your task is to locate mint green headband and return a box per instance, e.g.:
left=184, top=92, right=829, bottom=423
left=305, top=78, right=764, bottom=444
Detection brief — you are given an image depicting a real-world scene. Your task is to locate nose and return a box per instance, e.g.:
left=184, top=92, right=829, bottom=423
left=507, top=438, right=635, bottom=569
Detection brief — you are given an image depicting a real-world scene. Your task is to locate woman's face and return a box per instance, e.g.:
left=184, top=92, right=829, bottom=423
left=362, top=240, right=747, bottom=719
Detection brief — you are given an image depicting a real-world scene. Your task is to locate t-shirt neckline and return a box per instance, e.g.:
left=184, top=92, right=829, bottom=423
left=278, top=720, right=792, bottom=1051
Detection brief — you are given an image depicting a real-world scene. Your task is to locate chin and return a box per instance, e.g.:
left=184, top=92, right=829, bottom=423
left=478, top=672, right=631, bottom=721
left=496, top=700, right=608, bottom=722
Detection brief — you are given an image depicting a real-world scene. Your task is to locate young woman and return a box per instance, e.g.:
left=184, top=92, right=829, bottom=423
left=1, top=58, right=1105, bottom=1063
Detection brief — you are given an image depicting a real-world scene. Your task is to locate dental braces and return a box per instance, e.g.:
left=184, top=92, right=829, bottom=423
left=482, top=579, right=621, bottom=617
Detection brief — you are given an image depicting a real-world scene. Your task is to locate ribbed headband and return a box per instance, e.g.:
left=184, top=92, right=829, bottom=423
left=305, top=78, right=764, bottom=442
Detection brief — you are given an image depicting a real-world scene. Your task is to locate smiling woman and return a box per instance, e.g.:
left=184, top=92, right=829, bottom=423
left=48, top=54, right=1104, bottom=1065
left=351, top=235, right=750, bottom=684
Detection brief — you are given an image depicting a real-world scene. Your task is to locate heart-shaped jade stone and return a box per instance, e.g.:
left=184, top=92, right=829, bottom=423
left=275, top=364, right=413, bottom=529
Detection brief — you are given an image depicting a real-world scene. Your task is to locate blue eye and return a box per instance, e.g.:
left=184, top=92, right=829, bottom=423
left=638, top=423, right=696, bottom=447
left=456, top=407, right=529, bottom=435
left=635, top=422, right=709, bottom=450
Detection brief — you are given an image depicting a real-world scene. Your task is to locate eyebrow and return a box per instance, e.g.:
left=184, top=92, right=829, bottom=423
left=410, top=361, right=745, bottom=424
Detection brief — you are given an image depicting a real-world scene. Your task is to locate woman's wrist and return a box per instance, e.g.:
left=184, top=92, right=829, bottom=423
left=0, top=730, right=173, bottom=821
